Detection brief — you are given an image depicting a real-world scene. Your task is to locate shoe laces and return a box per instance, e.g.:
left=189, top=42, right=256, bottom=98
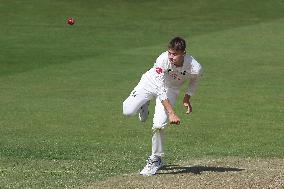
left=146, top=156, right=160, bottom=166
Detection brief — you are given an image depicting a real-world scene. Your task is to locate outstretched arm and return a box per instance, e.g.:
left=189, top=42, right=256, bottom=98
left=161, top=99, right=180, bottom=125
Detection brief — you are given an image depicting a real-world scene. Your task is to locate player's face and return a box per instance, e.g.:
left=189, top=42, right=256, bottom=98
left=168, top=49, right=185, bottom=67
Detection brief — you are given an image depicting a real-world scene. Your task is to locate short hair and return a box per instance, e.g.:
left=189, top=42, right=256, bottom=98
left=168, top=37, right=186, bottom=52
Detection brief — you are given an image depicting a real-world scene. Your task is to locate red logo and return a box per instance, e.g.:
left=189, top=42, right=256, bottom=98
left=155, top=67, right=163, bottom=74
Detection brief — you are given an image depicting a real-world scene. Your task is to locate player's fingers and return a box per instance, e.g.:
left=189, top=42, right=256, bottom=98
left=184, top=103, right=191, bottom=114
left=186, top=106, right=190, bottom=114
left=175, top=118, right=181, bottom=125
left=170, top=119, right=180, bottom=125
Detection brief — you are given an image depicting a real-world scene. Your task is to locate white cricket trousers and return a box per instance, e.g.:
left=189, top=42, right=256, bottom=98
left=123, top=75, right=178, bottom=157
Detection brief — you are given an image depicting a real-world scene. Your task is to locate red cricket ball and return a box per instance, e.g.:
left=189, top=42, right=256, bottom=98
left=67, top=17, right=75, bottom=25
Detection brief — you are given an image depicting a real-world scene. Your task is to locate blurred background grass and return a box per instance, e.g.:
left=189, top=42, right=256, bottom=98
left=0, top=0, right=283, bottom=188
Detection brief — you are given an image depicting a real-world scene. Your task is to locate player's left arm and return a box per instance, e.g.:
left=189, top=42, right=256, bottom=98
left=183, top=76, right=200, bottom=114
left=184, top=59, right=203, bottom=114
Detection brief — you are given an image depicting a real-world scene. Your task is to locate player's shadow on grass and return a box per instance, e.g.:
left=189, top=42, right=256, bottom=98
left=159, top=165, right=245, bottom=175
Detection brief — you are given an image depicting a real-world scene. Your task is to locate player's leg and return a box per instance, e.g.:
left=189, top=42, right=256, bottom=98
left=138, top=100, right=150, bottom=122
left=152, top=89, right=178, bottom=155
left=140, top=102, right=173, bottom=176
left=123, top=75, right=154, bottom=118
left=123, top=89, right=151, bottom=117
left=140, top=90, right=178, bottom=176
left=152, top=90, right=178, bottom=158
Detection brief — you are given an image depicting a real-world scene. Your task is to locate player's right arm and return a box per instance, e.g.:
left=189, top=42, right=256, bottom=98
left=161, top=99, right=180, bottom=125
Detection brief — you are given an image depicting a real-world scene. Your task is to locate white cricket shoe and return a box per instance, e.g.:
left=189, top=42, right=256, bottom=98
left=140, top=156, right=162, bottom=176
left=138, top=101, right=150, bottom=122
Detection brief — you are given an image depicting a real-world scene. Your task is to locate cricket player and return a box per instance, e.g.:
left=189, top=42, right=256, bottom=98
left=123, top=37, right=202, bottom=176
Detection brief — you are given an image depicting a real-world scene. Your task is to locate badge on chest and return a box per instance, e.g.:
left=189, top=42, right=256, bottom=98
left=167, top=69, right=187, bottom=81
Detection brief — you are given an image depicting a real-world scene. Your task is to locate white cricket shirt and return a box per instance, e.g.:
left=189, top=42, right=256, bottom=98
left=143, top=51, right=202, bottom=101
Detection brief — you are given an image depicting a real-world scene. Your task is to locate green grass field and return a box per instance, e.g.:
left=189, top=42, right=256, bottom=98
left=0, top=0, right=283, bottom=188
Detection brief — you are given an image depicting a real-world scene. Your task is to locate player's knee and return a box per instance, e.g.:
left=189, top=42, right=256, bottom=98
left=152, top=122, right=167, bottom=130
left=153, top=117, right=167, bottom=129
left=122, top=101, right=136, bottom=116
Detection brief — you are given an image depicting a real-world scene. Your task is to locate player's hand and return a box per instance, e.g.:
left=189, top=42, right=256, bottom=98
left=168, top=112, right=180, bottom=125
left=183, top=94, right=192, bottom=114
left=183, top=102, right=192, bottom=114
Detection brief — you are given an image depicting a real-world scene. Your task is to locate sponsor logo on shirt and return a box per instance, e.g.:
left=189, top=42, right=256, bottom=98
left=155, top=67, right=163, bottom=74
